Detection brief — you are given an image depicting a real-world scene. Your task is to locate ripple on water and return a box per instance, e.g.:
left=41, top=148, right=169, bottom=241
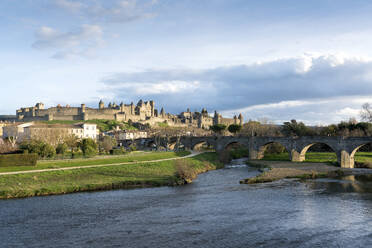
left=1, top=161, right=372, bottom=248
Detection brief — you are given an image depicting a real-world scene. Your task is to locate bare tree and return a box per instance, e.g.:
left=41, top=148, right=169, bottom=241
left=0, top=139, right=18, bottom=154
left=29, top=127, right=70, bottom=147
left=361, top=103, right=372, bottom=122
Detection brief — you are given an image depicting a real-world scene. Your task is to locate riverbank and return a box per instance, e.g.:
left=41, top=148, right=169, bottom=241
left=0, top=151, right=191, bottom=173
left=240, top=160, right=372, bottom=184
left=0, top=152, right=223, bottom=199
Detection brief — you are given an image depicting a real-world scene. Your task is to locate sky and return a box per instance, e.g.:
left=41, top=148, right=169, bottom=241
left=2, top=0, right=372, bottom=125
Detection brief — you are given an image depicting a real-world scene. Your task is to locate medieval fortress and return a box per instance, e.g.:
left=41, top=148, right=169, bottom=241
left=6, top=100, right=243, bottom=129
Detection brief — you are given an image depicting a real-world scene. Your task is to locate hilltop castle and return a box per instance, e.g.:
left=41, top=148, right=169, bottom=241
left=6, top=100, right=243, bottom=129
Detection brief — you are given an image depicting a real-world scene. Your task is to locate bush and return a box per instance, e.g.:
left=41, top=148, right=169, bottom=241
left=0, top=154, right=38, bottom=167
left=79, top=138, right=98, bottom=157
left=40, top=143, right=56, bottom=158
left=71, top=151, right=84, bottom=159
left=230, top=147, right=249, bottom=159
left=56, top=143, right=68, bottom=155
left=175, top=160, right=197, bottom=183
left=129, top=144, right=137, bottom=152
left=99, top=136, right=117, bottom=153
left=20, top=140, right=56, bottom=158
left=110, top=147, right=127, bottom=155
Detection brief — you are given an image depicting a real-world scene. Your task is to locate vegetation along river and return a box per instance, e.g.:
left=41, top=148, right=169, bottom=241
left=1, top=159, right=372, bottom=248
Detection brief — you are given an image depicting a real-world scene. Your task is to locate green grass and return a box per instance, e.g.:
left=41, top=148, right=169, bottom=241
left=0, top=152, right=222, bottom=199
left=261, top=152, right=372, bottom=164
left=0, top=151, right=191, bottom=173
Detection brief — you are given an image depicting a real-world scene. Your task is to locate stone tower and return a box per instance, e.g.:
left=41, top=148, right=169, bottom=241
left=120, top=102, right=124, bottom=112
left=150, top=101, right=155, bottom=117
left=99, top=100, right=104, bottom=109
left=213, top=111, right=221, bottom=125
left=238, top=113, right=243, bottom=125
left=35, top=103, right=44, bottom=110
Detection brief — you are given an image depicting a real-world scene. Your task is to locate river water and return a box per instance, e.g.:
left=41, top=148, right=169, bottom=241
left=1, top=159, right=372, bottom=248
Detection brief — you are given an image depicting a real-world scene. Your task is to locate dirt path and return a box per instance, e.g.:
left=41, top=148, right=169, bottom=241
left=0, top=152, right=202, bottom=176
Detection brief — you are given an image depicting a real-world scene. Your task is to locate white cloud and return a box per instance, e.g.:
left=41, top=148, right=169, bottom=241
left=101, top=53, right=372, bottom=124
left=105, top=80, right=201, bottom=95
left=32, top=24, right=104, bottom=59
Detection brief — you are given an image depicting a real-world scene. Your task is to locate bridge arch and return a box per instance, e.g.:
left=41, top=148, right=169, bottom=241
left=256, top=141, right=291, bottom=160
left=297, top=142, right=338, bottom=164
left=192, top=141, right=214, bottom=151
left=348, top=142, right=372, bottom=168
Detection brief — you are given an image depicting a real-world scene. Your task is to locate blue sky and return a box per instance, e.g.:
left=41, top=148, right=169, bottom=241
left=2, top=0, right=372, bottom=124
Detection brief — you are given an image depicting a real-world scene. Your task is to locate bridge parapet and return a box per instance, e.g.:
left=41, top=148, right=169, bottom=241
left=126, top=135, right=372, bottom=168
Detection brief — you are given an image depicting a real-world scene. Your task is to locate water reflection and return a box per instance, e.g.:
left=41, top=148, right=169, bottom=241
left=307, top=174, right=372, bottom=194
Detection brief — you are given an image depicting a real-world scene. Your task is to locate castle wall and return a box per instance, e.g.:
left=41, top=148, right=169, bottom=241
left=37, top=107, right=80, bottom=116
left=86, top=108, right=120, bottom=115
left=14, top=101, right=239, bottom=130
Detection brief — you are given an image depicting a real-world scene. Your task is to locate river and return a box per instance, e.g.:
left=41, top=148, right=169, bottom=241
left=1, top=159, right=372, bottom=247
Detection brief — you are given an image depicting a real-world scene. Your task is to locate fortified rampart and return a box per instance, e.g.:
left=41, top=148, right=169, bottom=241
left=9, top=100, right=243, bottom=129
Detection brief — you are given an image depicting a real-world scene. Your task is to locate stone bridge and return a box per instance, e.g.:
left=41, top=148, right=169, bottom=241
left=124, top=136, right=372, bottom=168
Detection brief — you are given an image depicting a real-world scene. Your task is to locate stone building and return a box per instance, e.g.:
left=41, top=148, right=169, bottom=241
left=117, top=131, right=148, bottom=140
left=7, top=100, right=244, bottom=129
left=2, top=122, right=98, bottom=144
left=213, top=111, right=244, bottom=126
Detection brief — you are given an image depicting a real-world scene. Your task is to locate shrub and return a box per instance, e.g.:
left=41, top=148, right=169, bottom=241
left=79, top=138, right=97, bottom=157
left=40, top=143, right=56, bottom=158
left=175, top=160, right=197, bottom=184
left=99, top=136, right=117, bottom=153
left=110, top=147, right=127, bottom=155
left=0, top=154, right=38, bottom=167
left=56, top=143, right=68, bottom=155
left=71, top=151, right=84, bottom=159
left=230, top=147, right=249, bottom=159
left=20, top=140, right=56, bottom=158
left=129, top=144, right=137, bottom=152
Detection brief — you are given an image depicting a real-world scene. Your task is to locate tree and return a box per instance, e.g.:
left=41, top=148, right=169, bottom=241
left=361, top=103, right=372, bottom=122
left=0, top=139, right=18, bottom=154
left=56, top=143, right=68, bottom=155
left=64, top=134, right=79, bottom=152
left=228, top=124, right=242, bottom=135
left=240, top=120, right=282, bottom=137
left=19, top=139, right=56, bottom=158
left=79, top=138, right=97, bottom=157
left=29, top=127, right=70, bottom=147
left=210, top=124, right=227, bottom=135
left=99, top=136, right=117, bottom=153
left=282, top=119, right=314, bottom=137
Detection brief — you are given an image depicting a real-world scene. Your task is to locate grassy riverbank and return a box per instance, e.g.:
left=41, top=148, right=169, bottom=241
left=262, top=152, right=372, bottom=165
left=241, top=160, right=355, bottom=184
left=0, top=151, right=191, bottom=173
left=0, top=152, right=222, bottom=199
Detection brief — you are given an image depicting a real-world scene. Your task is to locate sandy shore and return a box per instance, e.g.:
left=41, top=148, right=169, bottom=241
left=241, top=160, right=372, bottom=184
